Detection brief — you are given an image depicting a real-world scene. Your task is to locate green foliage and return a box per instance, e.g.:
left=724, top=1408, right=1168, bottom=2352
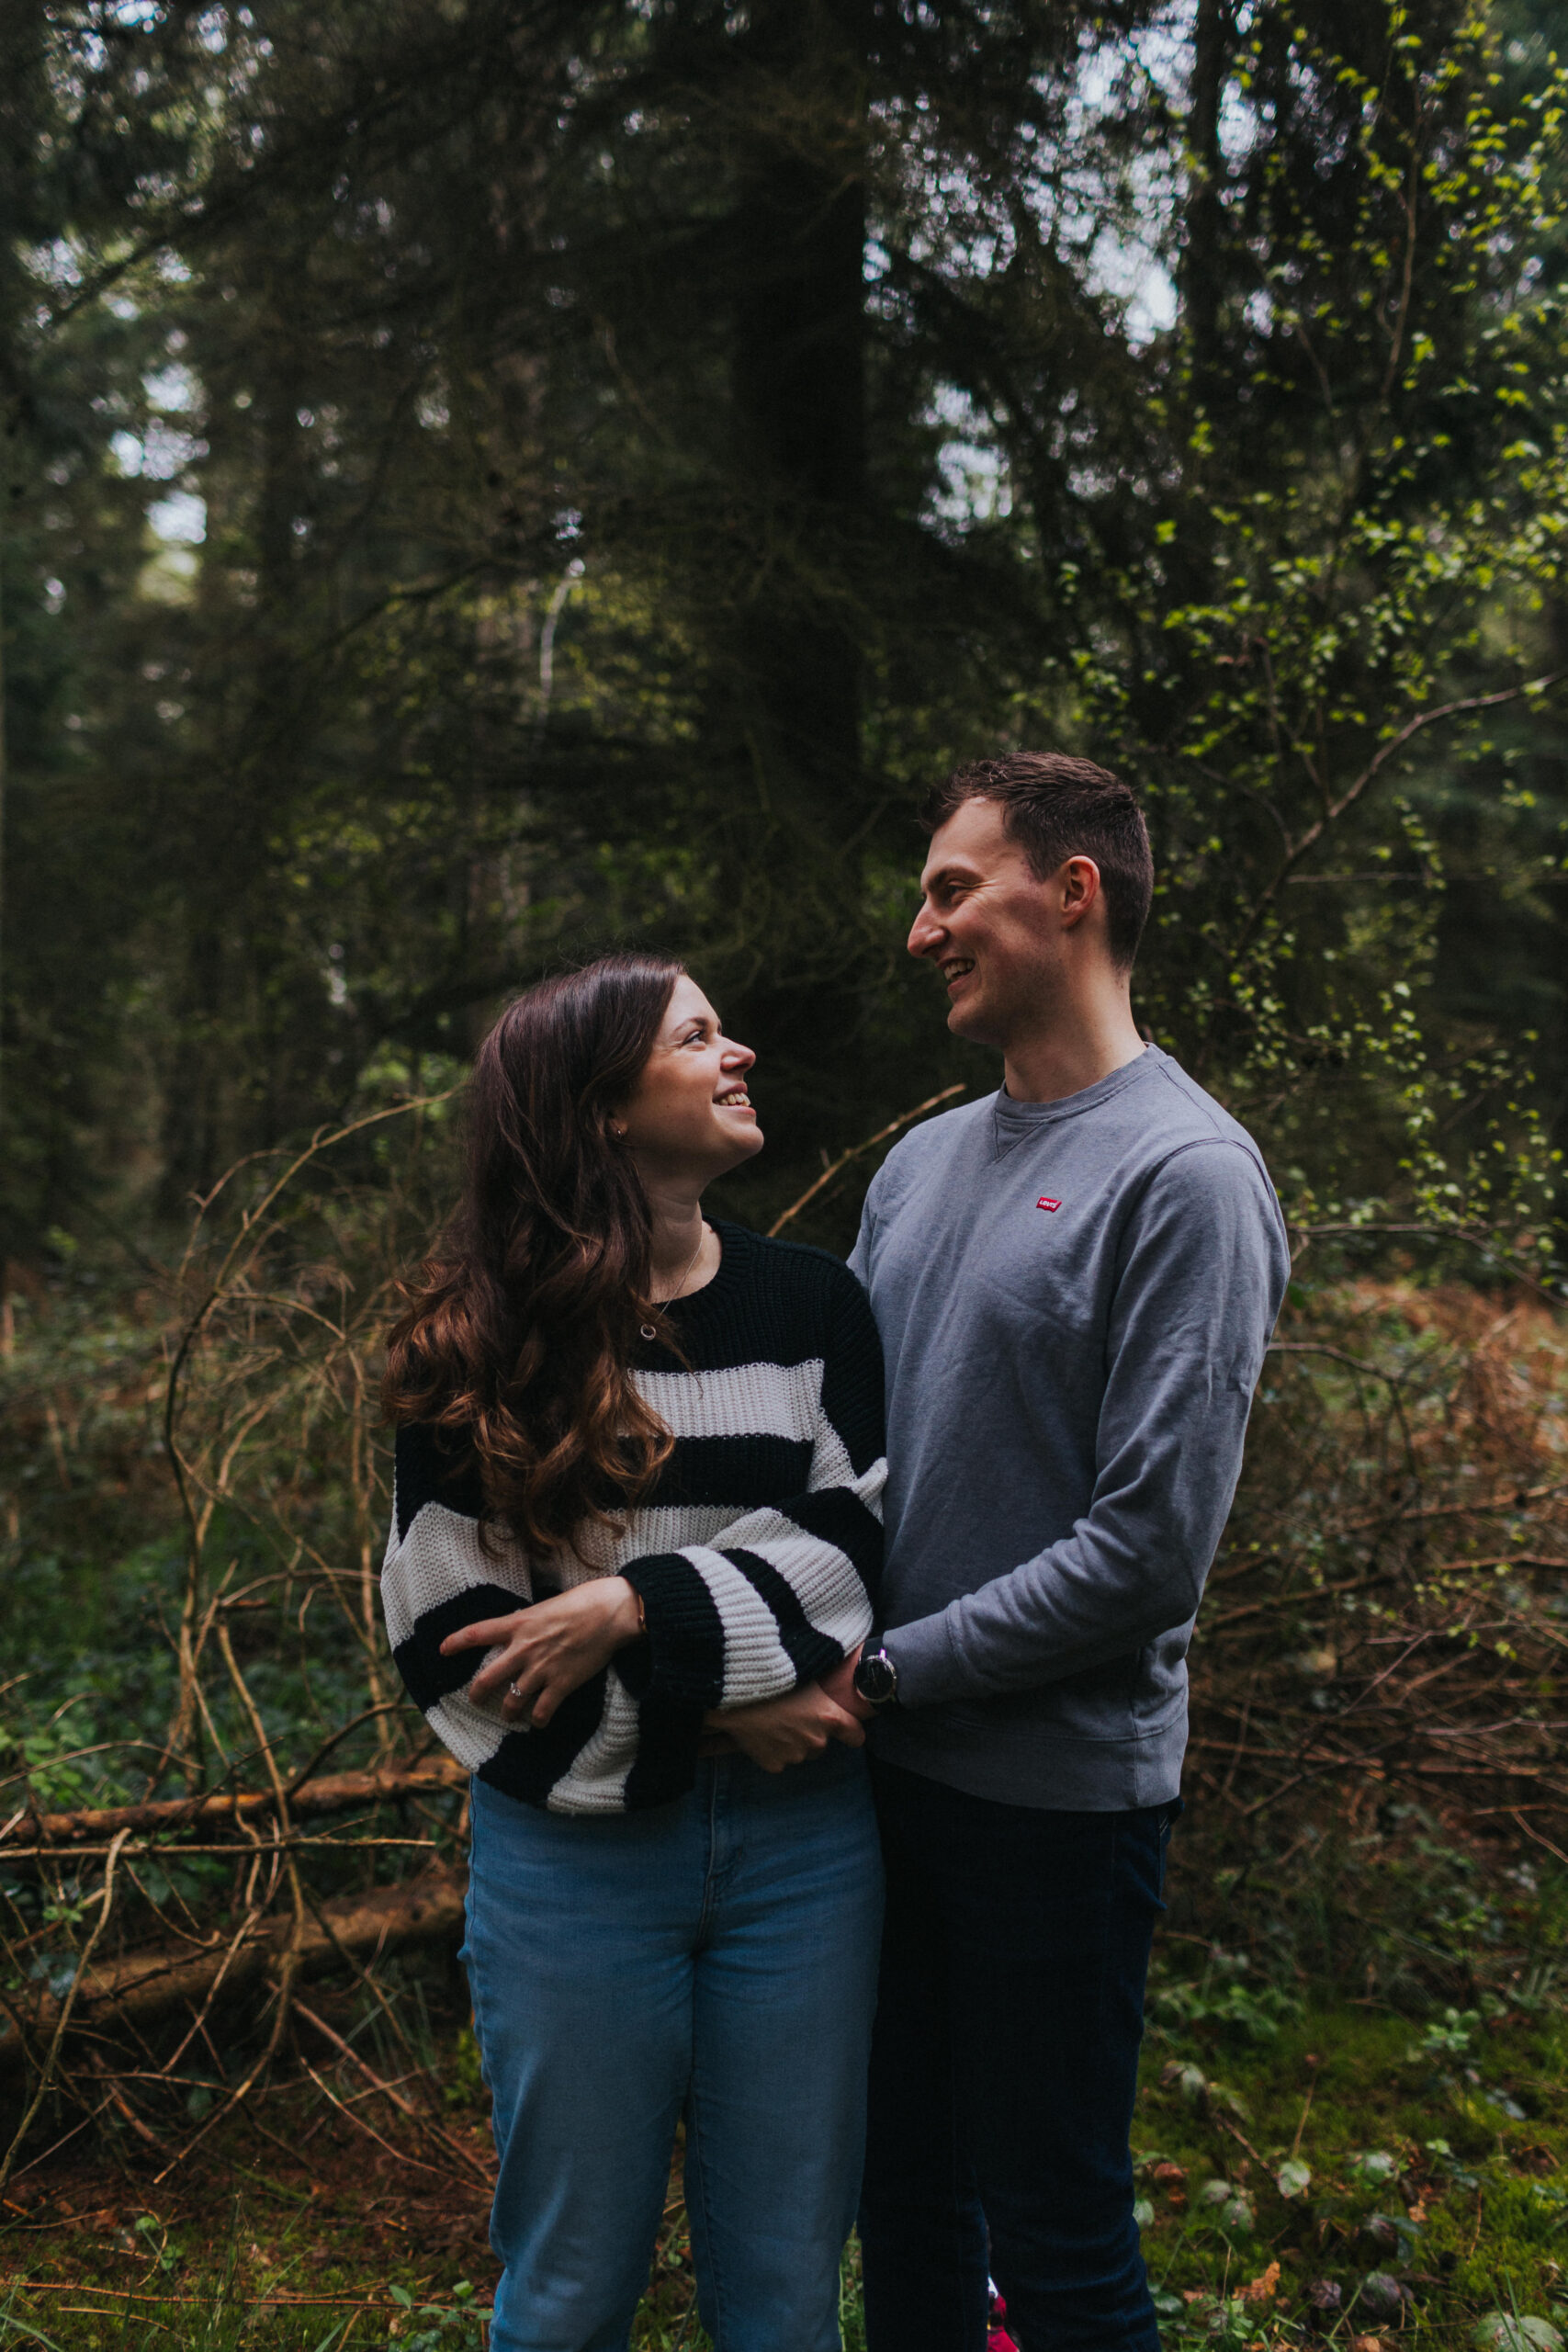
left=442, top=2027, right=485, bottom=2114
left=1150, top=1950, right=1304, bottom=2047
left=1412, top=2007, right=1486, bottom=2061
left=381, top=2281, right=486, bottom=2352
left=5, top=0, right=1568, bottom=1271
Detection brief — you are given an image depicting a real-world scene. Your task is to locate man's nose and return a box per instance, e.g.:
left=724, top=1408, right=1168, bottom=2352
left=908, top=900, right=942, bottom=960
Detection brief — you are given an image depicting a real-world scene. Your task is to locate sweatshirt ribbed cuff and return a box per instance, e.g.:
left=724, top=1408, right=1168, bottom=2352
left=882, top=1603, right=977, bottom=1711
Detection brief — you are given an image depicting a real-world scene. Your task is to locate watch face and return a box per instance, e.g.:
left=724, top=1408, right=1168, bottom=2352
left=856, top=1650, right=896, bottom=1704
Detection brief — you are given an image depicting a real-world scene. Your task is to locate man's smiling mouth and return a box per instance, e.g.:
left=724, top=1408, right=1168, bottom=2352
left=940, top=957, right=976, bottom=989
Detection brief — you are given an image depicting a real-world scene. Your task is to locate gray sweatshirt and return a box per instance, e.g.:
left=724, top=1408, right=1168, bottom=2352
left=848, top=1046, right=1290, bottom=1810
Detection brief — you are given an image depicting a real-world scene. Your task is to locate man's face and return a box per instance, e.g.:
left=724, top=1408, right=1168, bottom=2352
left=908, top=797, right=1065, bottom=1049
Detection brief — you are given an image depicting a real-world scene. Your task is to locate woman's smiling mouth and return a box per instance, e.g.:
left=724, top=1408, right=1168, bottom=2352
left=716, top=1087, right=753, bottom=1109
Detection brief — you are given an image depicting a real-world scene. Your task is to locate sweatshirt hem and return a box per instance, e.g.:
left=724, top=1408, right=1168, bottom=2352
left=867, top=1713, right=1186, bottom=1812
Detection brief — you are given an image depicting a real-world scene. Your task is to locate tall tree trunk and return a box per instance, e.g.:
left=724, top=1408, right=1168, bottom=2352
left=716, top=0, right=869, bottom=1062
left=160, top=265, right=310, bottom=1211
left=0, top=501, right=7, bottom=1233
left=1183, top=0, right=1234, bottom=402
left=730, top=33, right=866, bottom=828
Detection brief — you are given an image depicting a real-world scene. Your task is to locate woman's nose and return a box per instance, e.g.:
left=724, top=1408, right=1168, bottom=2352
left=723, top=1037, right=755, bottom=1071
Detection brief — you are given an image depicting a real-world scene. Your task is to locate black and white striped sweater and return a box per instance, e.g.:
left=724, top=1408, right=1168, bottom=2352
left=381, top=1220, right=886, bottom=1815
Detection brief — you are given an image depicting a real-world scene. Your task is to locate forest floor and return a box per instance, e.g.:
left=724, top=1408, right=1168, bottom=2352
left=2, top=1991, right=1564, bottom=2351
left=5, top=1262, right=1568, bottom=2349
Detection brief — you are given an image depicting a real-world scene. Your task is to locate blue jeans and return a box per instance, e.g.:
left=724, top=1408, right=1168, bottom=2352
left=463, top=1747, right=884, bottom=2352
left=859, top=1760, right=1175, bottom=2352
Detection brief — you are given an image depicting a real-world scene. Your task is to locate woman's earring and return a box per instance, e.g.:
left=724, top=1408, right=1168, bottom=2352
left=610, top=1120, right=626, bottom=1139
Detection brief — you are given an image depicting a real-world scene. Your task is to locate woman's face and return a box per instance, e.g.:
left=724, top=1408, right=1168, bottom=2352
left=616, top=976, right=763, bottom=1187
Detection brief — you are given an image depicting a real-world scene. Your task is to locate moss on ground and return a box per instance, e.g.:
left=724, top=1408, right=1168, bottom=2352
left=1, top=1994, right=1564, bottom=2348
left=1134, top=1992, right=1568, bottom=2347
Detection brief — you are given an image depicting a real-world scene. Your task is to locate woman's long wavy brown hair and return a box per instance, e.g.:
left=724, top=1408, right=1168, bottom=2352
left=382, top=954, right=685, bottom=1557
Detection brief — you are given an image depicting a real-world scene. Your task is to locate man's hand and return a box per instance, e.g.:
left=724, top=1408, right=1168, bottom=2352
left=706, top=1683, right=865, bottom=1771
left=819, top=1643, right=875, bottom=1722
left=439, top=1578, right=642, bottom=1729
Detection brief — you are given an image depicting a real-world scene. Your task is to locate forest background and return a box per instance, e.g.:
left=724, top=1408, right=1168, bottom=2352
left=6, top=2, right=1568, bottom=2346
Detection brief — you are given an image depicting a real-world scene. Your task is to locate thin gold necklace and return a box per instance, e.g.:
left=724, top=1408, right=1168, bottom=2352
left=642, top=1222, right=707, bottom=1340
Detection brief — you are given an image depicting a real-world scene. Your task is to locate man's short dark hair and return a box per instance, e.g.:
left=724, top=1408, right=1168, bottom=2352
left=920, top=752, right=1154, bottom=972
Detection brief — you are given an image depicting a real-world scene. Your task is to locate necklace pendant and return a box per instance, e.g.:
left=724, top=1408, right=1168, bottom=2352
left=640, top=1322, right=657, bottom=1342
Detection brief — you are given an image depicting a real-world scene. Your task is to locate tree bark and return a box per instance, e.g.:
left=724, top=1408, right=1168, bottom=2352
left=725, top=0, right=868, bottom=864
left=0, top=1863, right=466, bottom=2076
left=1183, top=0, right=1235, bottom=400
left=9, top=1760, right=465, bottom=1849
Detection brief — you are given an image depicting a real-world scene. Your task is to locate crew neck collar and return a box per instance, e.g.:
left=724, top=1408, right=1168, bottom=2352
left=991, top=1045, right=1160, bottom=1149
left=659, top=1215, right=750, bottom=1322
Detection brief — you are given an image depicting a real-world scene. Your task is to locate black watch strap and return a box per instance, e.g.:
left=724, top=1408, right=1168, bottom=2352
left=853, top=1645, right=899, bottom=1708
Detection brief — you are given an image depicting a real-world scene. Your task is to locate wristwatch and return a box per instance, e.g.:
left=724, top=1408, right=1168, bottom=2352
left=852, top=1645, right=900, bottom=1709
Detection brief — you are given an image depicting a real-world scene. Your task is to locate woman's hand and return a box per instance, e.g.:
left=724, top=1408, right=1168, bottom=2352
left=439, top=1578, right=642, bottom=1729
left=705, top=1682, right=865, bottom=1772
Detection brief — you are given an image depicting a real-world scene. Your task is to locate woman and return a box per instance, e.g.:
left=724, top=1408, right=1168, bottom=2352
left=380, top=954, right=885, bottom=2352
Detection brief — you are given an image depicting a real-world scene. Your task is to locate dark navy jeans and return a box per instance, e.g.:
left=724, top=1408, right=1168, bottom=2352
left=859, top=1759, right=1174, bottom=2352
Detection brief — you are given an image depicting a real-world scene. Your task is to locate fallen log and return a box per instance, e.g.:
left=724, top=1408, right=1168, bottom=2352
left=6, top=1760, right=466, bottom=1849
left=0, top=1863, right=467, bottom=2076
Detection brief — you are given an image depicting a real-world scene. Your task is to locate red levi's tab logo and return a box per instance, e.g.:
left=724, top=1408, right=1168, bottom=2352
left=1037, top=1196, right=1062, bottom=1213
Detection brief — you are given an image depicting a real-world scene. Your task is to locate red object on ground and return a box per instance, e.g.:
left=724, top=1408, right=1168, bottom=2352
left=987, top=2286, right=1020, bottom=2351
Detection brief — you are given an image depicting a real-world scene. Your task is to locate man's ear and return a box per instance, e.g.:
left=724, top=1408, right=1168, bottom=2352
left=1058, top=856, right=1103, bottom=931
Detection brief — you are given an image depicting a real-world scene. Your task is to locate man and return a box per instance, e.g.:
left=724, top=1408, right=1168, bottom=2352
left=836, top=752, right=1291, bottom=2351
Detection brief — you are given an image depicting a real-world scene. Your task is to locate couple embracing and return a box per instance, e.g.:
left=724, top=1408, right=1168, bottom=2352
left=379, top=752, right=1290, bottom=2352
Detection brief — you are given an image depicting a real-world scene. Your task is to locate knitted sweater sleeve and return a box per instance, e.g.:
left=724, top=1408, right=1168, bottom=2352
left=379, top=1252, right=886, bottom=1814
left=615, top=1268, right=885, bottom=1715
left=381, top=1425, right=678, bottom=1815
left=378, top=1423, right=543, bottom=1770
